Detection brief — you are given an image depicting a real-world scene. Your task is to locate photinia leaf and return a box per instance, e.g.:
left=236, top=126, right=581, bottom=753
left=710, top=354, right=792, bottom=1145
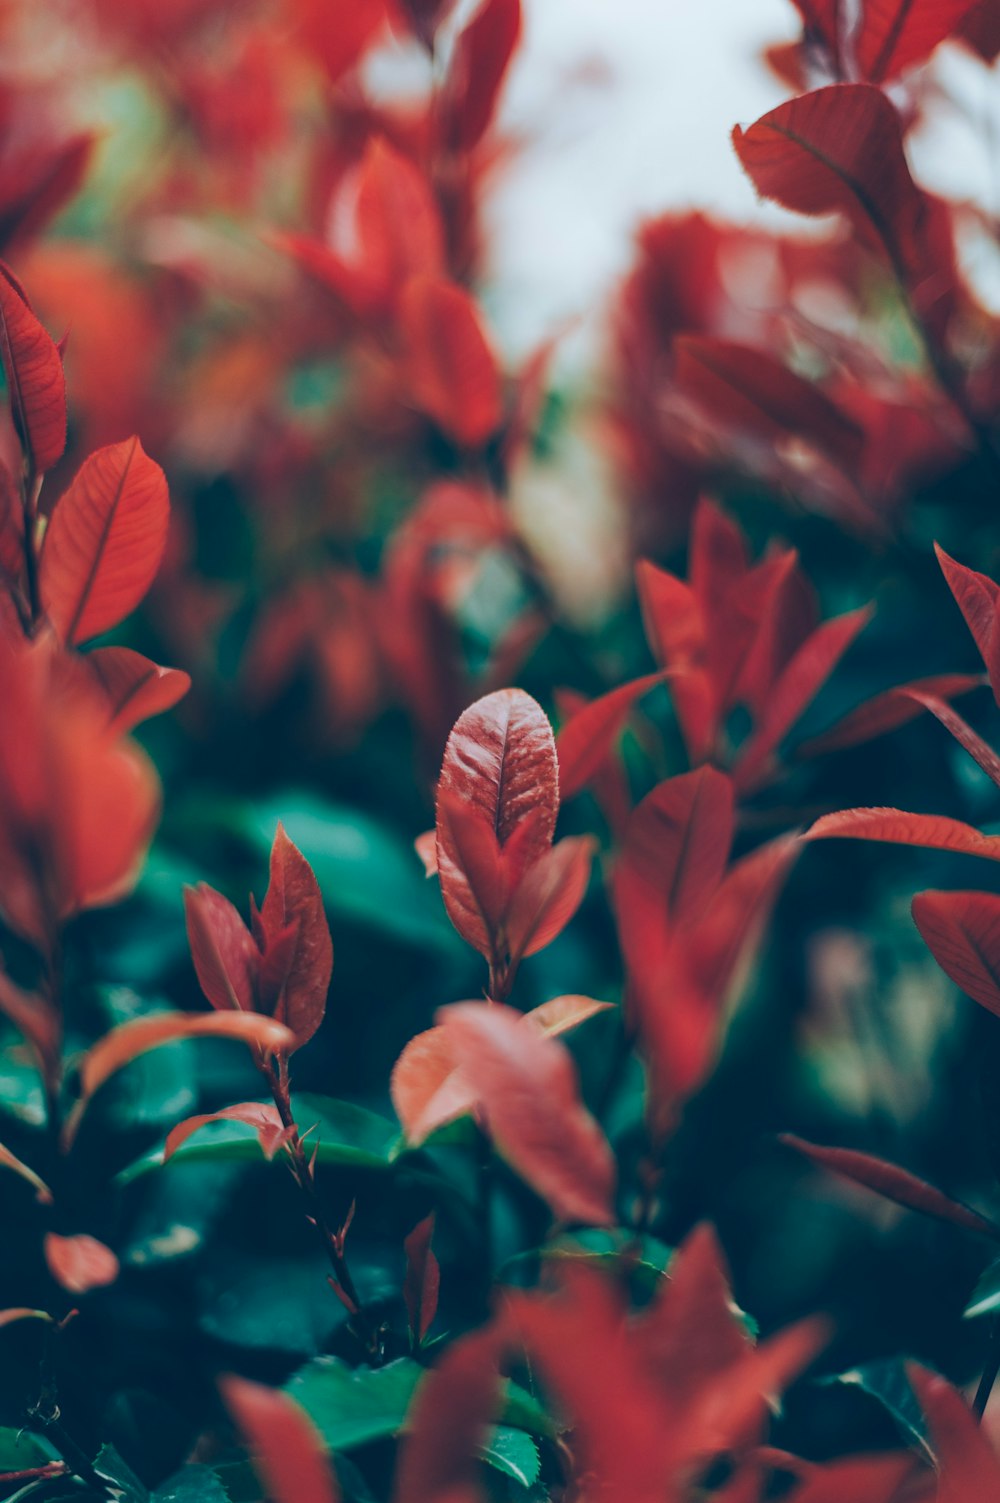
left=434, top=791, right=506, bottom=957
left=0, top=261, right=65, bottom=475
left=912, top=888, right=1000, bottom=1017
left=673, top=336, right=864, bottom=466
left=65, top=1011, right=294, bottom=1145
left=902, top=690, right=1000, bottom=788
left=394, top=1325, right=502, bottom=1503
left=732, top=85, right=923, bottom=268
left=804, top=807, right=1000, bottom=860
left=221, top=1375, right=340, bottom=1503
left=438, top=1001, right=616, bottom=1225
left=399, top=276, right=502, bottom=450
left=403, top=1213, right=440, bottom=1346
left=184, top=883, right=258, bottom=1013
left=84, top=646, right=190, bottom=734
left=556, top=671, right=665, bottom=801
left=781, top=1134, right=1000, bottom=1239
left=438, top=0, right=522, bottom=153
left=257, top=824, right=333, bottom=1049
left=935, top=543, right=1000, bottom=706
left=908, top=1363, right=1000, bottom=1498
left=164, top=1103, right=291, bottom=1163
left=291, top=0, right=386, bottom=86
left=856, top=0, right=984, bottom=82
left=40, top=436, right=170, bottom=646
left=524, top=994, right=612, bottom=1036
left=44, top=1232, right=119, bottom=1294
left=0, top=1141, right=51, bottom=1203
left=504, top=834, right=595, bottom=963
left=796, top=673, right=985, bottom=758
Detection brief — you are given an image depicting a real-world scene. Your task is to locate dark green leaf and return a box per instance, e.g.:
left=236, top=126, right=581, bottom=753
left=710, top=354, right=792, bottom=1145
left=152, top=1465, right=231, bottom=1502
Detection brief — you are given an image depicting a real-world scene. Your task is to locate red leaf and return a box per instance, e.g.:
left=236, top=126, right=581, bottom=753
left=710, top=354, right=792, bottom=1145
left=505, top=834, right=595, bottom=963
left=856, top=0, right=984, bottom=81
left=438, top=0, right=522, bottom=153
left=403, top=1213, right=440, bottom=1345
left=908, top=1364, right=1000, bottom=1499
left=439, top=1001, right=616, bottom=1225
left=0, top=968, right=60, bottom=1091
left=258, top=825, right=333, bottom=1049
left=44, top=1233, right=119, bottom=1294
left=394, top=1324, right=501, bottom=1503
left=84, top=646, right=190, bottom=734
left=732, top=85, right=923, bottom=267
left=400, top=276, right=501, bottom=449
left=903, top=690, right=1000, bottom=788
left=804, top=807, right=1000, bottom=861
left=164, top=1102, right=291, bottom=1163
left=221, top=1376, right=340, bottom=1503
left=733, top=606, right=872, bottom=792
left=936, top=542, right=1000, bottom=705
left=391, top=1025, right=474, bottom=1143
left=0, top=262, right=65, bottom=475
left=184, top=883, right=258, bottom=1013
left=435, top=791, right=506, bottom=957
left=292, top=0, right=386, bottom=86
left=524, top=994, right=612, bottom=1036
left=795, top=673, right=984, bottom=758
left=40, top=436, right=169, bottom=646
left=394, top=0, right=459, bottom=48
left=673, top=337, right=864, bottom=467
left=556, top=671, right=665, bottom=801
left=781, top=1134, right=1000, bottom=1239
left=912, top=888, right=1000, bottom=1017
left=0, top=1141, right=52, bottom=1204
left=638, top=1225, right=751, bottom=1401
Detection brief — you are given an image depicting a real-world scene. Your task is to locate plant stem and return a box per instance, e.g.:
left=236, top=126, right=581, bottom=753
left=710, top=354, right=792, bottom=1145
left=974, top=1316, right=1000, bottom=1422
left=263, top=1055, right=379, bottom=1356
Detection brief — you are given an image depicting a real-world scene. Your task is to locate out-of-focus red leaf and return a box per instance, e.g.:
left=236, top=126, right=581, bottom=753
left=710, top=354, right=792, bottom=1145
left=0, top=133, right=93, bottom=256
left=164, top=1103, right=291, bottom=1163
left=66, top=1012, right=294, bottom=1145
left=0, top=1142, right=51, bottom=1204
left=403, top=1213, right=440, bottom=1345
left=292, top=0, right=387, bottom=86
left=804, top=807, right=1000, bottom=860
left=257, top=824, right=333, bottom=1049
left=957, top=0, right=1000, bottom=61
left=912, top=888, right=1000, bottom=1018
left=674, top=337, right=864, bottom=466
left=733, top=606, right=872, bottom=792
left=638, top=1225, right=751, bottom=1400
left=438, top=0, right=522, bottom=153
left=40, top=437, right=169, bottom=646
left=221, top=1376, right=340, bottom=1503
left=184, top=883, right=258, bottom=1013
left=796, top=673, right=984, bottom=758
left=394, top=1324, right=500, bottom=1503
left=732, top=86, right=923, bottom=267
left=781, top=1134, right=1000, bottom=1239
left=84, top=646, right=190, bottom=734
left=525, top=994, right=612, bottom=1035
left=0, top=262, right=65, bottom=475
left=414, top=829, right=437, bottom=877
left=400, top=276, right=501, bottom=449
left=556, top=670, right=665, bottom=800
left=505, top=834, right=594, bottom=963
left=394, top=0, right=459, bottom=48
left=787, top=1455, right=921, bottom=1503
left=855, top=0, right=984, bottom=81
left=439, top=1001, right=616, bottom=1224
left=908, top=1363, right=1000, bottom=1499
left=936, top=543, right=1000, bottom=706
left=0, top=968, right=60, bottom=1090
left=44, top=1233, right=119, bottom=1294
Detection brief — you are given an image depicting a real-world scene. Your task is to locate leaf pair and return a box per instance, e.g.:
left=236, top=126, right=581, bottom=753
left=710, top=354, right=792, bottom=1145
left=392, top=995, right=614, bottom=1225
left=790, top=0, right=983, bottom=82
left=615, top=766, right=798, bottom=1132
left=185, top=825, right=333, bottom=1053
left=429, top=688, right=594, bottom=992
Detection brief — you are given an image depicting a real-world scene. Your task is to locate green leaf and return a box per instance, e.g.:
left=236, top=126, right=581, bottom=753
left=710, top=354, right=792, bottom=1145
left=94, top=1443, right=148, bottom=1502
left=286, top=1357, right=422, bottom=1450
left=0, top=1428, right=56, bottom=1472
left=819, top=1360, right=931, bottom=1460
left=501, top=1229, right=673, bottom=1302
left=481, top=1427, right=540, bottom=1488
left=117, top=1096, right=398, bottom=1185
left=967, top=1257, right=1000, bottom=1319
left=152, top=1466, right=231, bottom=1502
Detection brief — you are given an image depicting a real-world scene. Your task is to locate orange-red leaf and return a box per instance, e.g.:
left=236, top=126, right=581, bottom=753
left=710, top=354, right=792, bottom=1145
left=44, top=1232, right=119, bottom=1294
left=781, top=1134, right=1000, bottom=1238
left=164, top=1102, right=291, bottom=1163
left=557, top=671, right=665, bottom=801
left=257, top=825, right=333, bottom=1049
left=908, top=1364, right=1000, bottom=1499
left=0, top=262, right=65, bottom=475
left=439, top=1001, right=616, bottom=1225
left=394, top=1325, right=501, bottom=1503
left=84, top=646, right=190, bottom=734
left=912, top=888, right=1000, bottom=1017
left=403, top=1213, right=440, bottom=1345
left=438, top=0, right=522, bottom=152
left=221, top=1376, right=340, bottom=1503
left=400, top=277, right=501, bottom=449
left=41, top=436, right=169, bottom=645
left=856, top=0, right=984, bottom=82
left=505, top=834, right=595, bottom=963
left=805, top=807, right=1000, bottom=861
